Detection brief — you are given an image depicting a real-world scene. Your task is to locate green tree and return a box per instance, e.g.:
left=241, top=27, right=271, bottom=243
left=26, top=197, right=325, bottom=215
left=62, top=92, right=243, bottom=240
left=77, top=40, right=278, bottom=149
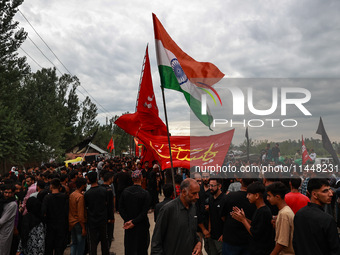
left=0, top=104, right=27, bottom=170
left=0, top=1, right=102, bottom=171
left=77, top=96, right=99, bottom=138
left=0, top=0, right=30, bottom=172
left=93, top=114, right=132, bottom=155
left=59, top=74, right=81, bottom=149
left=0, top=0, right=29, bottom=106
left=19, top=67, right=100, bottom=163
left=20, top=68, right=68, bottom=162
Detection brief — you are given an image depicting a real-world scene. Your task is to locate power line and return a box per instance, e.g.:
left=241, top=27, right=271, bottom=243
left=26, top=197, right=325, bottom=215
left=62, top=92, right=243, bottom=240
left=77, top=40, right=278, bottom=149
left=20, top=45, right=91, bottom=101
left=18, top=9, right=114, bottom=119
left=26, top=35, right=64, bottom=76
left=19, top=47, right=43, bottom=69
left=21, top=41, right=90, bottom=99
left=18, top=9, right=73, bottom=75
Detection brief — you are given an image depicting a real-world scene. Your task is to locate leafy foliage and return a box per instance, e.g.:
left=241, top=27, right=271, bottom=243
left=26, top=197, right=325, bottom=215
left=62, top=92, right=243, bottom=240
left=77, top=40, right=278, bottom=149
left=0, top=0, right=29, bottom=171
left=0, top=0, right=101, bottom=172
left=93, top=114, right=132, bottom=156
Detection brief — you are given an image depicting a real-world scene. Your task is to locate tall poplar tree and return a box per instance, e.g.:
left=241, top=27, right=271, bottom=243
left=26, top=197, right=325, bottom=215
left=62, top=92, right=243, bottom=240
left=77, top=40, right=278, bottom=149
left=0, top=0, right=29, bottom=170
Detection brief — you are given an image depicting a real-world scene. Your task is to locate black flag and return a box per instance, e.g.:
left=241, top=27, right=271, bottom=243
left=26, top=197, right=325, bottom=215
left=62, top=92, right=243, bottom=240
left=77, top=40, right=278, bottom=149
left=245, top=127, right=249, bottom=161
left=69, top=129, right=98, bottom=154
left=316, top=117, right=339, bottom=165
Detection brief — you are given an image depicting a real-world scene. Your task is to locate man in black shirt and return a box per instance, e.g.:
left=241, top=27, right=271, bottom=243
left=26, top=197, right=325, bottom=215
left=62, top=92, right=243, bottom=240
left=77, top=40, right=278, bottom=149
left=116, top=167, right=133, bottom=212
left=36, top=179, right=49, bottom=203
left=221, top=178, right=256, bottom=254
left=42, top=178, right=68, bottom=255
left=119, top=170, right=151, bottom=255
left=231, top=181, right=275, bottom=255
left=154, top=183, right=173, bottom=222
left=293, top=178, right=340, bottom=255
left=208, top=178, right=226, bottom=255
left=197, top=172, right=211, bottom=254
left=141, top=161, right=150, bottom=189
left=151, top=178, right=202, bottom=255
left=101, top=172, right=115, bottom=250
left=271, top=143, right=280, bottom=164
left=148, top=164, right=160, bottom=210
left=84, top=171, right=110, bottom=255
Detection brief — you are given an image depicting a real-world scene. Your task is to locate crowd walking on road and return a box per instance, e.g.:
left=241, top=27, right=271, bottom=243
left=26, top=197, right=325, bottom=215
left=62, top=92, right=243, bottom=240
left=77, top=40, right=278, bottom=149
left=1, top=156, right=340, bottom=255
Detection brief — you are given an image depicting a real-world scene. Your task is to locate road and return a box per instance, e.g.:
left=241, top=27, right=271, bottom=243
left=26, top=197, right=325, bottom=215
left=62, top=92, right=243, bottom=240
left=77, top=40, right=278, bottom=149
left=66, top=195, right=208, bottom=254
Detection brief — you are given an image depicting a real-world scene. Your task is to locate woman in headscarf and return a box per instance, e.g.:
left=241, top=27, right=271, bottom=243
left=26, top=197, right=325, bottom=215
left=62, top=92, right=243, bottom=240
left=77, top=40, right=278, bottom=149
left=17, top=197, right=45, bottom=255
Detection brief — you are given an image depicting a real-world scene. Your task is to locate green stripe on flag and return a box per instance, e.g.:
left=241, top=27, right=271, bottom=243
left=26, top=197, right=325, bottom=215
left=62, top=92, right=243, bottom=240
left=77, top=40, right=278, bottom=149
left=158, top=66, right=213, bottom=128
left=158, top=65, right=183, bottom=92
left=183, top=90, right=213, bottom=128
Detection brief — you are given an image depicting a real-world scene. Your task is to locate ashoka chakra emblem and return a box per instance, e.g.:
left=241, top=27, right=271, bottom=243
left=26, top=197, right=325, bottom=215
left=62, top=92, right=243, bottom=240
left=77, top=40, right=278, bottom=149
left=170, top=58, right=188, bottom=85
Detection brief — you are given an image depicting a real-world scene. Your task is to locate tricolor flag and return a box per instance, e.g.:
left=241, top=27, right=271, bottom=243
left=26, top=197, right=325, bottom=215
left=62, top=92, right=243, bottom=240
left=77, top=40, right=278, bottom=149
left=107, top=137, right=114, bottom=152
left=301, top=135, right=312, bottom=165
left=152, top=13, right=224, bottom=128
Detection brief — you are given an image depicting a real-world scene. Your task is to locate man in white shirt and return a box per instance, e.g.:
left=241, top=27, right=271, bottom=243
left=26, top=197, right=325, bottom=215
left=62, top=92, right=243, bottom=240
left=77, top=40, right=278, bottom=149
left=309, top=149, right=316, bottom=161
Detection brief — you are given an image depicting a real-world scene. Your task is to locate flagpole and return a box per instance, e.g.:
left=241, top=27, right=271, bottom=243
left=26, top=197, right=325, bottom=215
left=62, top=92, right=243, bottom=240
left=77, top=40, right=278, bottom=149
left=82, top=142, right=91, bottom=162
left=246, top=127, right=249, bottom=162
left=160, top=85, right=177, bottom=198
left=302, top=135, right=306, bottom=168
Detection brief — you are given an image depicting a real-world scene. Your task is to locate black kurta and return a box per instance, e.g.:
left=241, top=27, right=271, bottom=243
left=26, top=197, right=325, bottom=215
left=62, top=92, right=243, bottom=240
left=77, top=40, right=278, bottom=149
left=119, top=185, right=150, bottom=255
left=84, top=185, right=108, bottom=227
left=151, top=197, right=199, bottom=255
left=249, top=205, right=275, bottom=255
left=221, top=191, right=256, bottom=246
left=209, top=192, right=227, bottom=240
left=42, top=193, right=68, bottom=255
left=293, top=202, right=340, bottom=255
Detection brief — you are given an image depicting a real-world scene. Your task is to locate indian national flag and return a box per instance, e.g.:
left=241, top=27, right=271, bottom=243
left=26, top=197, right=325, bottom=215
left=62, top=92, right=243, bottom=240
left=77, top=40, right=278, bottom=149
left=152, top=13, right=224, bottom=128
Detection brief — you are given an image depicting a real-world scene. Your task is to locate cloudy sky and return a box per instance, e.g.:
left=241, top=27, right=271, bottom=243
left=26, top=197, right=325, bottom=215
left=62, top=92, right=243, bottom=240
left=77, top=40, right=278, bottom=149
left=16, top=0, right=340, bottom=145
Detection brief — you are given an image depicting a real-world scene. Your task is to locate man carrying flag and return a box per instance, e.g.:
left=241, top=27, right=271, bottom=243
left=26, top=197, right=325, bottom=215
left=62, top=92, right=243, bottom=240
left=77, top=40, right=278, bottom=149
left=152, top=13, right=224, bottom=128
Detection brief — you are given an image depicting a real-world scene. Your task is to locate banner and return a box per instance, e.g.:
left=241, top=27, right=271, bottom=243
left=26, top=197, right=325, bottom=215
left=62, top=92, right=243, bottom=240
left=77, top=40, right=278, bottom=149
left=138, top=129, right=234, bottom=170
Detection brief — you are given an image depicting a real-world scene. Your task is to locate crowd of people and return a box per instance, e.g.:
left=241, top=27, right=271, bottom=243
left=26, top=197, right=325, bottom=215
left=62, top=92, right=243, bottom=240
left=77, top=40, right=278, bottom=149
left=0, top=155, right=340, bottom=255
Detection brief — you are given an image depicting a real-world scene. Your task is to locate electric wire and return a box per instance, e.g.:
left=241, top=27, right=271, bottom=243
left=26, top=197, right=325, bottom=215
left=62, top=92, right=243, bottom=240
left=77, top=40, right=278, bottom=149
left=19, top=47, right=43, bottom=69
left=18, top=9, right=114, bottom=119
left=26, top=35, right=64, bottom=76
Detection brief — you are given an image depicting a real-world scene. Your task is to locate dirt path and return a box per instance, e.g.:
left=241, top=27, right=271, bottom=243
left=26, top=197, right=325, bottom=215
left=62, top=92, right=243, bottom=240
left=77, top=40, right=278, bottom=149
left=66, top=195, right=208, bottom=254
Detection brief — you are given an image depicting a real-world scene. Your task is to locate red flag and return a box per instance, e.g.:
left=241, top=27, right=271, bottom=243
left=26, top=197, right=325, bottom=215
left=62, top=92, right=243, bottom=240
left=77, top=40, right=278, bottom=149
left=107, top=137, right=114, bottom=152
left=137, top=129, right=234, bottom=170
left=115, top=46, right=167, bottom=137
left=141, top=145, right=156, bottom=165
left=136, top=45, right=160, bottom=115
left=115, top=111, right=167, bottom=137
left=301, top=135, right=312, bottom=165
